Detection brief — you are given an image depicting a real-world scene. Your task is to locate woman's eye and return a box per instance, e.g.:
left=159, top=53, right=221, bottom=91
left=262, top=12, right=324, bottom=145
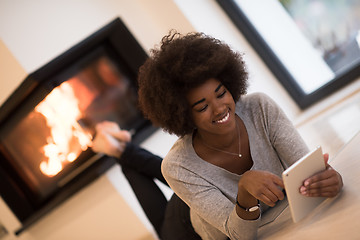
left=198, top=105, right=208, bottom=112
left=217, top=90, right=227, bottom=98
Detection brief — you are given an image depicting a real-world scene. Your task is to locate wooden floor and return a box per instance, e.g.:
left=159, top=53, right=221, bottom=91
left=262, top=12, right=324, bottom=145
left=295, top=89, right=360, bottom=162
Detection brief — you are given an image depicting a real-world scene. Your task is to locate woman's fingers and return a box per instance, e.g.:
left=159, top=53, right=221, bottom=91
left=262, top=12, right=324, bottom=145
left=92, top=123, right=128, bottom=158
left=323, top=153, right=329, bottom=165
left=113, top=130, right=132, bottom=142
left=300, top=166, right=343, bottom=197
left=96, top=121, right=131, bottom=142
left=241, top=170, right=285, bottom=207
left=300, top=185, right=340, bottom=197
left=260, top=187, right=284, bottom=207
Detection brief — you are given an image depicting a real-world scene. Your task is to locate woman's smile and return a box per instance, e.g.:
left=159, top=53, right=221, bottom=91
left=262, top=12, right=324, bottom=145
left=213, top=110, right=230, bottom=124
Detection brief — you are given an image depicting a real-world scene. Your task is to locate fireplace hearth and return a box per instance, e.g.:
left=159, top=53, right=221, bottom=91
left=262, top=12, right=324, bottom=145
left=0, top=18, right=156, bottom=234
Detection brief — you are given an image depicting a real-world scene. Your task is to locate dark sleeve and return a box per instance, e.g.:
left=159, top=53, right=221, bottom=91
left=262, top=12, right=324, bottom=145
left=118, top=142, right=167, bottom=185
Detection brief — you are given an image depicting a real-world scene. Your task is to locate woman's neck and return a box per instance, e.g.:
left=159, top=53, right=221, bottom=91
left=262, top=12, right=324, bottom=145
left=195, top=117, right=239, bottom=150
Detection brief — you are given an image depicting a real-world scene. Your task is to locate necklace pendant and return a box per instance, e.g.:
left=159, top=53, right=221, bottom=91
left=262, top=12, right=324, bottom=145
left=239, top=153, right=242, bottom=158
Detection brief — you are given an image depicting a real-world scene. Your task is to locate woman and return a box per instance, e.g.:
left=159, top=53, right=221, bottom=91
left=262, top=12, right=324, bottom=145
left=137, top=31, right=343, bottom=239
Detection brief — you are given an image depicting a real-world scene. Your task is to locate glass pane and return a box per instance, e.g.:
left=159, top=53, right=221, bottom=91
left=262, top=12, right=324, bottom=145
left=234, top=0, right=360, bottom=94
left=0, top=54, right=141, bottom=197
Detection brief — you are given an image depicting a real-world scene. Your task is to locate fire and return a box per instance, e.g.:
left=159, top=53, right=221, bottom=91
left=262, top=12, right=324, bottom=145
left=35, top=82, right=92, bottom=177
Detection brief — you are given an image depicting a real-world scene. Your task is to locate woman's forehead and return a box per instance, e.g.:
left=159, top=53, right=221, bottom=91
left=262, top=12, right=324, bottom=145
left=186, top=79, right=223, bottom=103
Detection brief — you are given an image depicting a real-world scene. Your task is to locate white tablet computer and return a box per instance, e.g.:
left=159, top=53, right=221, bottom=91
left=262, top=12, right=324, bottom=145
left=282, top=146, right=327, bottom=223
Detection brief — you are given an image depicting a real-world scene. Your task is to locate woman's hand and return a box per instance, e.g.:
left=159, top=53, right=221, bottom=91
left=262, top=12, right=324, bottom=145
left=238, top=170, right=285, bottom=207
left=299, top=153, right=343, bottom=198
left=91, top=121, right=131, bottom=158
left=95, top=121, right=132, bottom=142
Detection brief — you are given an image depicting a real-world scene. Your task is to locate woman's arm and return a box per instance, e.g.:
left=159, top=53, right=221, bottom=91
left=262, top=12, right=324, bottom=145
left=92, top=121, right=166, bottom=184
left=162, top=151, right=260, bottom=240
left=261, top=93, right=343, bottom=198
left=91, top=121, right=131, bottom=158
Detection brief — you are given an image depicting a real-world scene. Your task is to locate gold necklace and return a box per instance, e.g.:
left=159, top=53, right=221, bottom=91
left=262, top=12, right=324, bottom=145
left=200, top=121, right=242, bottom=158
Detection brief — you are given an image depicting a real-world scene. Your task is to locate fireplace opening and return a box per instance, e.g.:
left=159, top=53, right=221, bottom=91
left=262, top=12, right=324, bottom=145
left=0, top=18, right=156, bottom=234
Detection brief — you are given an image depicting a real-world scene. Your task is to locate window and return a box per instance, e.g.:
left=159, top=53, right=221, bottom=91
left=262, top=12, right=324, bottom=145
left=217, top=0, right=360, bottom=109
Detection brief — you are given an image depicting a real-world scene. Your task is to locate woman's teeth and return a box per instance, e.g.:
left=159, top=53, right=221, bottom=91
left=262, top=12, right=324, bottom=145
left=216, top=112, right=229, bottom=123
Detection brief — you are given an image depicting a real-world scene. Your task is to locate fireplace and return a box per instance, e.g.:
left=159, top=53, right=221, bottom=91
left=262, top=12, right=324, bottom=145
left=0, top=18, right=156, bottom=234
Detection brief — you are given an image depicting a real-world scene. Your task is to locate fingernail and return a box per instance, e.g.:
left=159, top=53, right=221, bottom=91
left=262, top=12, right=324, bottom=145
left=304, top=181, right=310, bottom=186
left=300, top=186, right=306, bottom=193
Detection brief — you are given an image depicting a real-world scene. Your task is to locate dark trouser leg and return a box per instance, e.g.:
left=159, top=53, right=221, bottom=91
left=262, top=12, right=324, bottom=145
left=119, top=143, right=168, bottom=186
left=117, top=143, right=172, bottom=237
left=161, top=194, right=202, bottom=240
left=121, top=166, right=168, bottom=237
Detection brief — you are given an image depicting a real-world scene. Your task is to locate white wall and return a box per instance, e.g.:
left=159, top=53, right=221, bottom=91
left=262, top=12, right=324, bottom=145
left=1, top=0, right=359, bottom=239
left=0, top=0, right=194, bottom=74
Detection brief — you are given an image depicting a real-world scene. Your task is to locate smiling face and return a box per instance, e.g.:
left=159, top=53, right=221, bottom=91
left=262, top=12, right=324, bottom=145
left=187, top=78, right=236, bottom=137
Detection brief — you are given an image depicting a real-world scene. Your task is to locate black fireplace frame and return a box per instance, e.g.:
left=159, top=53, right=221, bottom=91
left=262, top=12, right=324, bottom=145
left=0, top=17, right=156, bottom=235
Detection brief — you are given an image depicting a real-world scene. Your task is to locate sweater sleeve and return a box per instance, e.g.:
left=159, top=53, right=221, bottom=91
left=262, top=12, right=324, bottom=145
left=256, top=93, right=309, bottom=168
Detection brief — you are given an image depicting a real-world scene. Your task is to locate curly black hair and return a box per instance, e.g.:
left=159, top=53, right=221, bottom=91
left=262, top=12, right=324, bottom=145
left=138, top=31, right=248, bottom=136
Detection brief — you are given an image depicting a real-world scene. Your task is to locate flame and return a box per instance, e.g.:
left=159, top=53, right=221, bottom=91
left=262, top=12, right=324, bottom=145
left=35, top=82, right=92, bottom=177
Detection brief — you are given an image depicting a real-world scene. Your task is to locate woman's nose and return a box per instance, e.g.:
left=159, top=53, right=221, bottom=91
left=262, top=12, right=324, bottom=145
left=212, top=101, right=226, bottom=115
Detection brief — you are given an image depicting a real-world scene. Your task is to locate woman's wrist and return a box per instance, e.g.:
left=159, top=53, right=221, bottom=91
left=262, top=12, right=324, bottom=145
left=236, top=198, right=260, bottom=212
left=236, top=185, right=260, bottom=219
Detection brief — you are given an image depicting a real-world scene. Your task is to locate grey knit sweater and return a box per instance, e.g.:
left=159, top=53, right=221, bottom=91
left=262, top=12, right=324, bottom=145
left=161, top=93, right=309, bottom=240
